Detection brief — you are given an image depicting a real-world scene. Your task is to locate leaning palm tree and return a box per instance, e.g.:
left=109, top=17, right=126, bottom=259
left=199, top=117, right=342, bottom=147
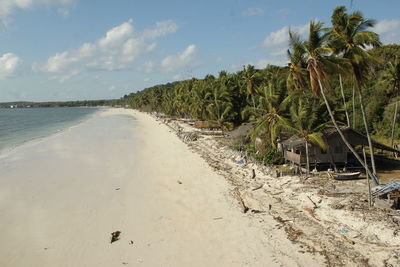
left=328, top=5, right=382, bottom=175
left=300, top=20, right=378, bottom=184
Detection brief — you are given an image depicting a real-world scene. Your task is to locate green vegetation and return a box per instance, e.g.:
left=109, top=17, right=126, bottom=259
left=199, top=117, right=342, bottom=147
left=122, top=6, right=400, bottom=171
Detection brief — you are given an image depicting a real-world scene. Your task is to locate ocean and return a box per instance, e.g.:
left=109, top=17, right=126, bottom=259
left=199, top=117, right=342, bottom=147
left=0, top=107, right=99, bottom=154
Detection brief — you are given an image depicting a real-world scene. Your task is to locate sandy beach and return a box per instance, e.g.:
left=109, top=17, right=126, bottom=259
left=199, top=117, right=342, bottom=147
left=0, top=108, right=324, bottom=267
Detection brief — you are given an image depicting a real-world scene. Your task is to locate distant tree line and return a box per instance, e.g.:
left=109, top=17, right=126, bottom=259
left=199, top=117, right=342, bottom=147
left=0, top=99, right=120, bottom=108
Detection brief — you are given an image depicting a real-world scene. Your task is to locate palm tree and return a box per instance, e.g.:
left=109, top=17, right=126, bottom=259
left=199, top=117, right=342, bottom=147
left=287, top=30, right=308, bottom=91
left=381, top=57, right=400, bottom=147
left=242, top=74, right=288, bottom=147
left=241, top=65, right=259, bottom=111
left=189, top=79, right=208, bottom=120
left=205, top=75, right=234, bottom=131
left=381, top=57, right=400, bottom=98
left=284, top=97, right=328, bottom=174
left=299, top=20, right=378, bottom=183
left=328, top=5, right=382, bottom=175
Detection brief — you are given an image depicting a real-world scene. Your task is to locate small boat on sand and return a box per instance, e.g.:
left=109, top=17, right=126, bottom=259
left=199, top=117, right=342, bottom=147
left=335, top=172, right=362, bottom=180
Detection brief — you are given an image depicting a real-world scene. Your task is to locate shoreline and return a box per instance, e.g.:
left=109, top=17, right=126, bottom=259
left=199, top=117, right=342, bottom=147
left=0, top=108, right=102, bottom=159
left=0, top=108, right=324, bottom=266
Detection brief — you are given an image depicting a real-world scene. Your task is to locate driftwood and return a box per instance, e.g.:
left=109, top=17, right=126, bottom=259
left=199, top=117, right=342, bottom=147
left=251, top=169, right=256, bottom=179
left=233, top=188, right=249, bottom=213
left=252, top=184, right=264, bottom=191
left=307, top=196, right=318, bottom=209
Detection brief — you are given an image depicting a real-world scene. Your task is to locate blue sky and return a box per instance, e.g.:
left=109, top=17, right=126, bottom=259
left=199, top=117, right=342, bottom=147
left=0, top=0, right=399, bottom=102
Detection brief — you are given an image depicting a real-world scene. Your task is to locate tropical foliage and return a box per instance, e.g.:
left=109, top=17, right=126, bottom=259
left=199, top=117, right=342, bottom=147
left=122, top=6, right=400, bottom=167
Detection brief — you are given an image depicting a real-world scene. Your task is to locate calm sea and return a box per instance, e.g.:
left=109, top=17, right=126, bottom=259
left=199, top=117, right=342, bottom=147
left=0, top=107, right=99, bottom=153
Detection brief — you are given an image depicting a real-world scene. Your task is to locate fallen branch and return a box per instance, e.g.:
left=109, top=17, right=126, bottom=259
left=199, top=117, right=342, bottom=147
left=252, top=184, right=264, bottom=191
left=307, top=196, right=318, bottom=209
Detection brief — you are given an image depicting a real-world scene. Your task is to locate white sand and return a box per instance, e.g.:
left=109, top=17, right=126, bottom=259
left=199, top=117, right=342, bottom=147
left=0, top=108, right=322, bottom=266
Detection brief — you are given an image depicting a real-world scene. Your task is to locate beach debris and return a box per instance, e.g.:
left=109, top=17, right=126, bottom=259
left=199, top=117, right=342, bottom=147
left=372, top=182, right=400, bottom=209
left=183, top=132, right=199, bottom=142
left=307, top=196, right=318, bottom=209
left=111, top=231, right=121, bottom=243
left=115, top=188, right=120, bottom=191
left=304, top=207, right=318, bottom=219
left=251, top=169, right=256, bottom=179
left=236, top=160, right=245, bottom=165
left=273, top=216, right=291, bottom=224
left=339, top=229, right=349, bottom=233
left=177, top=180, right=182, bottom=184
left=137, top=258, right=143, bottom=263
left=252, top=184, right=264, bottom=191
left=233, top=188, right=249, bottom=213
left=122, top=262, right=128, bottom=265
left=250, top=209, right=264, bottom=214
left=284, top=225, right=303, bottom=242
left=129, top=240, right=134, bottom=245
left=213, top=217, right=223, bottom=220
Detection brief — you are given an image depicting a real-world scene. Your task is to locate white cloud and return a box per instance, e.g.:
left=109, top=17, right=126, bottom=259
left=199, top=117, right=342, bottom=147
left=0, top=53, right=22, bottom=79
left=243, top=7, right=264, bottom=17
left=142, top=20, right=178, bottom=39
left=262, top=23, right=308, bottom=47
left=144, top=77, right=151, bottom=82
left=36, top=19, right=179, bottom=82
left=373, top=19, right=400, bottom=44
left=161, top=44, right=196, bottom=73
left=0, top=0, right=74, bottom=25
left=98, top=19, right=133, bottom=49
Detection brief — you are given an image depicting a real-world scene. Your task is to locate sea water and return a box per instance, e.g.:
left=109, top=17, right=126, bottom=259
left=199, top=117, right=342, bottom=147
left=0, top=107, right=99, bottom=154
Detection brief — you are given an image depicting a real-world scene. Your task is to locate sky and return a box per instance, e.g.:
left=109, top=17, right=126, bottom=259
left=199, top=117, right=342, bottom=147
left=0, top=0, right=399, bottom=102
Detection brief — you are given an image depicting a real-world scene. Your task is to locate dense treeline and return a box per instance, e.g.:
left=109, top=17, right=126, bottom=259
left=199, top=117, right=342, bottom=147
left=123, top=6, right=400, bottom=170
left=0, top=99, right=120, bottom=108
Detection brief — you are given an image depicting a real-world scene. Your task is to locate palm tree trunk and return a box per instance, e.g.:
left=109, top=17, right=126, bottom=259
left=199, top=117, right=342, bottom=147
left=358, top=90, right=377, bottom=175
left=305, top=139, right=310, bottom=175
left=352, top=86, right=356, bottom=128
left=339, top=74, right=350, bottom=127
left=317, top=78, right=378, bottom=184
left=391, top=101, right=398, bottom=148
left=363, top=147, right=372, bottom=206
